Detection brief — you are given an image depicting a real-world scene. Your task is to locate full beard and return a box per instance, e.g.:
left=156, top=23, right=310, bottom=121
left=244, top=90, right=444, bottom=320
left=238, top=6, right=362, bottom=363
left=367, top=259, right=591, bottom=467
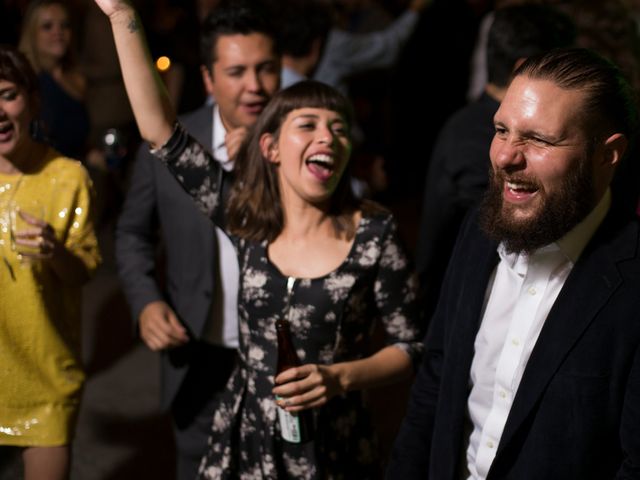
left=479, top=160, right=597, bottom=254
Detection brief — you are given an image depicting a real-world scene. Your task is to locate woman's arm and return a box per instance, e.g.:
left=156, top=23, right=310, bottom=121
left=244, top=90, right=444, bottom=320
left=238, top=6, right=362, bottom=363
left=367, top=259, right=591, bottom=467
left=14, top=214, right=92, bottom=285
left=273, top=346, right=412, bottom=411
left=95, top=0, right=223, bottom=222
left=273, top=214, right=424, bottom=411
left=14, top=166, right=101, bottom=286
left=94, top=0, right=175, bottom=148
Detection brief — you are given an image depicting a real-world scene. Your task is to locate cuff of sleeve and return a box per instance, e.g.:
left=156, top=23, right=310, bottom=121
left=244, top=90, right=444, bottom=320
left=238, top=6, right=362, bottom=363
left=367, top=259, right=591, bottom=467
left=149, top=123, right=187, bottom=160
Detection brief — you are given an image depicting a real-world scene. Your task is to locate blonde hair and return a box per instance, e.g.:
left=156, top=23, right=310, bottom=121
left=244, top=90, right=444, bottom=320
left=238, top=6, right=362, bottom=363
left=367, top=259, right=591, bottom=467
left=18, top=0, right=75, bottom=73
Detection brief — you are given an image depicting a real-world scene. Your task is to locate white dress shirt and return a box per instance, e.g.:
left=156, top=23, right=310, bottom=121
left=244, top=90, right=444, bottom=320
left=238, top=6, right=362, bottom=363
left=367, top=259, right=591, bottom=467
left=465, top=190, right=611, bottom=479
left=201, top=105, right=239, bottom=348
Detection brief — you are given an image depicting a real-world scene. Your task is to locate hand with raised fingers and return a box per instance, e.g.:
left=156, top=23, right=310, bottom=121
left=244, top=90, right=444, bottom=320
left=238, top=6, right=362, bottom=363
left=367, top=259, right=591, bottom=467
left=93, top=0, right=132, bottom=17
left=225, top=127, right=248, bottom=162
left=272, top=363, right=345, bottom=412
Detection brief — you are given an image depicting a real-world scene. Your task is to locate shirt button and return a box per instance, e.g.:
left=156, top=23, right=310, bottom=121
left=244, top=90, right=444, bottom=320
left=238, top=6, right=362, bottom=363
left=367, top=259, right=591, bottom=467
left=499, top=390, right=507, bottom=399
left=486, top=440, right=495, bottom=448
left=528, top=286, right=537, bottom=295
left=511, top=338, right=520, bottom=346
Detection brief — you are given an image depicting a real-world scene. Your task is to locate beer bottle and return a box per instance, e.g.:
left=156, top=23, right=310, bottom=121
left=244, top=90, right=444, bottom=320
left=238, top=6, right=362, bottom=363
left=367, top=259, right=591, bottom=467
left=276, top=277, right=314, bottom=443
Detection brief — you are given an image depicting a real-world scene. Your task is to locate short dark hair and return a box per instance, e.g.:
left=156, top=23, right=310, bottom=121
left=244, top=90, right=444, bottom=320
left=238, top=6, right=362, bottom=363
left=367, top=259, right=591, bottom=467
left=515, top=47, right=639, bottom=140
left=228, top=80, right=359, bottom=242
left=275, top=0, right=332, bottom=58
left=0, top=44, right=39, bottom=96
left=200, top=0, right=279, bottom=70
left=487, top=5, right=575, bottom=88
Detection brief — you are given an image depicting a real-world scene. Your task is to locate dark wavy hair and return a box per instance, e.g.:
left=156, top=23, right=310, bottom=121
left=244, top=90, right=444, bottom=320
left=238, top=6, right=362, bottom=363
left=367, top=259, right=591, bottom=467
left=0, top=44, right=39, bottom=114
left=227, top=80, right=362, bottom=242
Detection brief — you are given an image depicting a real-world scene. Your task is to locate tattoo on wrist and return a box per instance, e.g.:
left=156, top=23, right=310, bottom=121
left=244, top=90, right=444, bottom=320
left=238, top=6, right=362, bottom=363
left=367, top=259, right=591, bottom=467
left=127, top=16, right=139, bottom=33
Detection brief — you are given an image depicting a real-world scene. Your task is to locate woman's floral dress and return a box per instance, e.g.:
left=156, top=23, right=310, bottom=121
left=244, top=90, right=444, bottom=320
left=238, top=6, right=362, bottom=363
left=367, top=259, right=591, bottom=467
left=153, top=125, right=424, bottom=479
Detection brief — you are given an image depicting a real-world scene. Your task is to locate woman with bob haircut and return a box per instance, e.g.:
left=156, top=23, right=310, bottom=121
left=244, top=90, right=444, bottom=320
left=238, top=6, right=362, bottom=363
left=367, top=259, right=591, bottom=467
left=0, top=44, right=100, bottom=479
left=95, top=0, right=423, bottom=477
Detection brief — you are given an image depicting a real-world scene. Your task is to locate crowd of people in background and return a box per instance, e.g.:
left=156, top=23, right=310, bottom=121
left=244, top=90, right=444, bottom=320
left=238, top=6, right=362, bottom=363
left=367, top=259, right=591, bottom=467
left=1, top=0, right=640, bottom=478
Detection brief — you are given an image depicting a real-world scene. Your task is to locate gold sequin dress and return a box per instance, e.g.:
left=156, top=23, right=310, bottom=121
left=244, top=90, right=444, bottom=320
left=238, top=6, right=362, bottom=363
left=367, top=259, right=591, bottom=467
left=0, top=148, right=100, bottom=446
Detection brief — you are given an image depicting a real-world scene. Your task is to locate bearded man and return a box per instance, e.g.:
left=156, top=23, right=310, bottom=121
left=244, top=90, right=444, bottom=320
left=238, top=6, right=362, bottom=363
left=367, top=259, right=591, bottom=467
left=388, top=47, right=640, bottom=480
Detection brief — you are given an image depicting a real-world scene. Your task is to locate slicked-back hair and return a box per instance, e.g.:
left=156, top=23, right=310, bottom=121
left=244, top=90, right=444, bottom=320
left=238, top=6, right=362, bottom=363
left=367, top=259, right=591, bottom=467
left=227, top=80, right=361, bottom=242
left=487, top=4, right=575, bottom=88
left=514, top=47, right=639, bottom=141
left=200, top=0, right=279, bottom=71
left=515, top=47, right=640, bottom=215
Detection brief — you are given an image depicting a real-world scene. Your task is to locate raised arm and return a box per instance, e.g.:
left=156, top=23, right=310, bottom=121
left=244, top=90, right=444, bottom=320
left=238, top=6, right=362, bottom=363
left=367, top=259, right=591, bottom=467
left=94, top=0, right=175, bottom=148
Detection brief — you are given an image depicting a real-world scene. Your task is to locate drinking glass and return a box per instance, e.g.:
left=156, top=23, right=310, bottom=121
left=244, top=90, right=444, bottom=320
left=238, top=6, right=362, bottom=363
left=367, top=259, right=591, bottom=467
left=10, top=199, right=45, bottom=265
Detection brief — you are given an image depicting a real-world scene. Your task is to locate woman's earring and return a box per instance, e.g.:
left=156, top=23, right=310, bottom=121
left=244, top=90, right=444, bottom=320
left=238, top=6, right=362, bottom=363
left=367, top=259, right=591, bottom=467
left=30, top=119, right=49, bottom=143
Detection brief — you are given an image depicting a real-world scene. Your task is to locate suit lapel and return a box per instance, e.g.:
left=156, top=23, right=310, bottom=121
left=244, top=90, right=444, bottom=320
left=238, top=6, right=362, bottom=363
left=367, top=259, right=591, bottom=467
left=438, top=220, right=499, bottom=478
left=495, top=216, right=637, bottom=459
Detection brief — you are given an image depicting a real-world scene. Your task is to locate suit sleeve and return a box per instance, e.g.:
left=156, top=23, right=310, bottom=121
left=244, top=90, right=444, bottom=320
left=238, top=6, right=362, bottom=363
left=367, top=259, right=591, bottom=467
left=115, top=144, right=164, bottom=321
left=387, top=212, right=474, bottom=479
left=617, top=344, right=640, bottom=478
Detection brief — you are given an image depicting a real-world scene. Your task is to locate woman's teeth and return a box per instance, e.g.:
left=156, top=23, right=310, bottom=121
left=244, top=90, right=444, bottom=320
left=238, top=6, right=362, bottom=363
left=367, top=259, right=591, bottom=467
left=306, top=154, right=334, bottom=169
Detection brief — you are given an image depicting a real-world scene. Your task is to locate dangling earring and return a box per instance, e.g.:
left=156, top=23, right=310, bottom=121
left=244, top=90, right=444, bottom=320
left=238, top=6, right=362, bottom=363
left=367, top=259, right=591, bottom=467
left=29, top=119, right=41, bottom=139
left=29, top=119, right=49, bottom=144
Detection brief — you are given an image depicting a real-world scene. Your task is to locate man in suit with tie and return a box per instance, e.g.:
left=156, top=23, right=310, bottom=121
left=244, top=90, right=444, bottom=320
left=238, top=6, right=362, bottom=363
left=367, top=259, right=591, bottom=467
left=115, top=2, right=280, bottom=478
left=388, top=47, right=640, bottom=479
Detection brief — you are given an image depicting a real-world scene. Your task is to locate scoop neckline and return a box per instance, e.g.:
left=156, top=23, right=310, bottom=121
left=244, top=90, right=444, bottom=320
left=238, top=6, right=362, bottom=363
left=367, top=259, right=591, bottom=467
left=264, top=213, right=365, bottom=282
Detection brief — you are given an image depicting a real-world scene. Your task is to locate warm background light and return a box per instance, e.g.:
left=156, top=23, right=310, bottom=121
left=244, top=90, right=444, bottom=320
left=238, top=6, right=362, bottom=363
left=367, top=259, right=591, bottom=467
left=156, top=56, right=171, bottom=72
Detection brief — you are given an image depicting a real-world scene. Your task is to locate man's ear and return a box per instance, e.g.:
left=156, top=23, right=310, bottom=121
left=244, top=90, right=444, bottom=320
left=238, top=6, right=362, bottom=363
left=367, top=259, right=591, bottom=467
left=602, top=132, right=628, bottom=168
left=260, top=133, right=279, bottom=164
left=200, top=65, right=214, bottom=96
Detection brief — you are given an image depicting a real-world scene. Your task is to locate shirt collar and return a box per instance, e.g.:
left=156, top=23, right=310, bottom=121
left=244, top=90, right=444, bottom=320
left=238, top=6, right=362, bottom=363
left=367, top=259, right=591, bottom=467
left=497, top=188, right=611, bottom=269
left=213, top=104, right=234, bottom=170
left=556, top=188, right=611, bottom=263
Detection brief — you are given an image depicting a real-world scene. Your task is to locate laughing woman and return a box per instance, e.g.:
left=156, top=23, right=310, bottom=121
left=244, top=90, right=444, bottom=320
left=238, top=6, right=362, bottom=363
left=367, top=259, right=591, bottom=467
left=95, top=1, right=423, bottom=478
left=0, top=45, right=100, bottom=480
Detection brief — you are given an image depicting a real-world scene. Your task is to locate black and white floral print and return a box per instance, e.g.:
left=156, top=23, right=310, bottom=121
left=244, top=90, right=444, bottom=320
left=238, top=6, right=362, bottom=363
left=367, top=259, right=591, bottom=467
left=154, top=125, right=423, bottom=479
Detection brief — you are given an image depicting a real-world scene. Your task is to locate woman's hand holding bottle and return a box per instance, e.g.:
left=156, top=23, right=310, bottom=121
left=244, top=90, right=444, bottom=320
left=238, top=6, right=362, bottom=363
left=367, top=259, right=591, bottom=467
left=273, top=363, right=346, bottom=412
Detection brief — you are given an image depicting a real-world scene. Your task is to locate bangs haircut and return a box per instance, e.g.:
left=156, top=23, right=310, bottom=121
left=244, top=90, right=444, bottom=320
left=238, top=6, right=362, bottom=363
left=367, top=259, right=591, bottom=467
left=228, top=80, right=361, bottom=243
left=260, top=80, right=354, bottom=138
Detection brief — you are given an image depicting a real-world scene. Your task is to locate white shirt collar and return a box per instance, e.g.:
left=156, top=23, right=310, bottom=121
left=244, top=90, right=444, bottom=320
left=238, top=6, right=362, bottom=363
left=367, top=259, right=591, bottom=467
left=213, top=104, right=234, bottom=171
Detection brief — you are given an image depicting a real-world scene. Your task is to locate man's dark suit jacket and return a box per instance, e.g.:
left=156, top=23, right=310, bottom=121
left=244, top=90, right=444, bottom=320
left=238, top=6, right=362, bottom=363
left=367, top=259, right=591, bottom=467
left=388, top=208, right=640, bottom=479
left=115, top=104, right=218, bottom=410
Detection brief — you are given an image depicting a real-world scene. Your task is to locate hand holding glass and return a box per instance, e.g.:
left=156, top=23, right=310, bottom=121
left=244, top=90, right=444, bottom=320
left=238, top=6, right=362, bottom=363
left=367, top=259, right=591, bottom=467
left=10, top=200, right=52, bottom=264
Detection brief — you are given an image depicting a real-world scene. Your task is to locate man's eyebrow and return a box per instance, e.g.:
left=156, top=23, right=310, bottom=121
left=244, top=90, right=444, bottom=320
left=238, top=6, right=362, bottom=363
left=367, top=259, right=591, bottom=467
left=223, top=64, right=246, bottom=71
left=519, top=128, right=559, bottom=142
